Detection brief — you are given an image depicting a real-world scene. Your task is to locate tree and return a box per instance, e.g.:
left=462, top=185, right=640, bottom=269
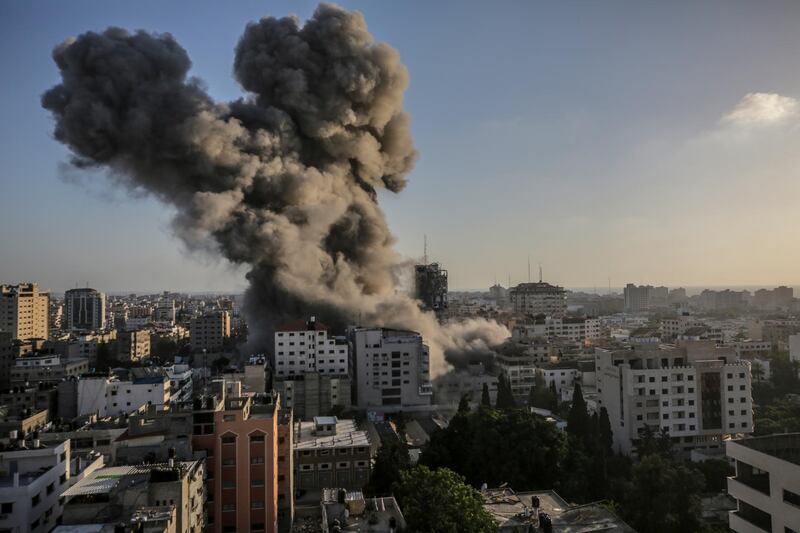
left=421, top=407, right=563, bottom=490
left=211, top=356, right=230, bottom=374
left=622, top=454, right=705, bottom=533
left=548, top=381, right=559, bottom=411
left=529, top=372, right=552, bottom=410
left=495, top=374, right=516, bottom=410
left=458, top=394, right=471, bottom=414
left=566, top=383, right=591, bottom=446
left=394, top=466, right=497, bottom=533
left=597, top=407, right=614, bottom=457
left=366, top=440, right=410, bottom=495
left=695, top=458, right=734, bottom=493
left=481, top=383, right=491, bottom=408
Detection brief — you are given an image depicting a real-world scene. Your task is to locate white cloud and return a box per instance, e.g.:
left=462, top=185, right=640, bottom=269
left=722, top=92, right=799, bottom=126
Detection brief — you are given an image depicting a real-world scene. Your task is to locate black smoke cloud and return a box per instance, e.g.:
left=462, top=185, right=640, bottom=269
left=42, top=3, right=508, bottom=374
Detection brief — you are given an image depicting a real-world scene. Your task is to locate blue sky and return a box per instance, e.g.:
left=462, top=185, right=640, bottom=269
left=2, top=1, right=800, bottom=293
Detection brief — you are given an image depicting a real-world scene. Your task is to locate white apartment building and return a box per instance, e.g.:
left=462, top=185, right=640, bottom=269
left=536, top=363, right=580, bottom=398
left=508, top=282, right=567, bottom=317
left=512, top=317, right=600, bottom=343
left=0, top=439, right=71, bottom=533
left=349, top=327, right=433, bottom=411
left=596, top=340, right=753, bottom=456
left=166, top=364, right=193, bottom=405
left=274, top=317, right=348, bottom=377
left=0, top=283, right=50, bottom=341
left=726, top=434, right=800, bottom=533
left=76, top=374, right=170, bottom=417
left=661, top=314, right=705, bottom=340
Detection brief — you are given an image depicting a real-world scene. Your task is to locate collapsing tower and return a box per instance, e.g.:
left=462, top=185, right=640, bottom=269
left=414, top=263, right=448, bottom=312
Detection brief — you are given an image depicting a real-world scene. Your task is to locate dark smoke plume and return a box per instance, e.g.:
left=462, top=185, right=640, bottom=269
left=42, top=3, right=508, bottom=375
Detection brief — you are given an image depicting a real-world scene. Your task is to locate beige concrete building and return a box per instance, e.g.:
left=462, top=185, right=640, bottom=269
left=727, top=434, right=800, bottom=533
left=0, top=283, right=50, bottom=341
left=509, top=282, right=567, bottom=317
left=190, top=311, right=230, bottom=353
left=294, top=417, right=371, bottom=492
left=117, top=329, right=151, bottom=362
left=10, top=354, right=89, bottom=387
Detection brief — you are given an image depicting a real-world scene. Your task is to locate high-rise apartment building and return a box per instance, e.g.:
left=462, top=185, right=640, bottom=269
left=64, top=288, right=106, bottom=331
left=596, top=340, right=753, bottom=456
left=414, top=262, right=448, bottom=312
left=191, top=386, right=293, bottom=533
left=0, top=283, right=50, bottom=341
left=273, top=317, right=348, bottom=377
left=624, top=284, right=654, bottom=313
left=349, top=327, right=433, bottom=411
left=191, top=311, right=231, bottom=353
left=508, top=282, right=567, bottom=317
left=117, top=329, right=152, bottom=362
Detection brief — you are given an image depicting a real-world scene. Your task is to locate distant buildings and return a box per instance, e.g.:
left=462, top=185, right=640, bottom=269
left=117, top=329, right=151, bottom=362
left=273, top=317, right=348, bottom=378
left=0, top=283, right=49, bottom=341
left=414, top=262, right=448, bottom=312
left=190, top=311, right=231, bottom=353
left=10, top=354, right=89, bottom=387
left=512, top=316, right=600, bottom=343
left=623, top=284, right=668, bottom=313
left=509, top=281, right=567, bottom=317
left=64, top=288, right=106, bottom=331
left=596, top=341, right=753, bottom=457
left=726, top=433, right=800, bottom=533
left=349, top=327, right=433, bottom=411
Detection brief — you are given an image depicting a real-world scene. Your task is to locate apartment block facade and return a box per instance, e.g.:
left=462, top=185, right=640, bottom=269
left=349, top=328, right=432, bottom=411
left=64, top=288, right=106, bottom=331
left=508, top=282, right=567, bottom=317
left=0, top=283, right=49, bottom=341
left=596, top=341, right=753, bottom=456
left=273, top=318, right=348, bottom=378
left=191, top=311, right=231, bottom=353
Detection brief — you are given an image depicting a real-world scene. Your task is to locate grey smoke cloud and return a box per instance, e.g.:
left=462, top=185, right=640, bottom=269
left=42, top=3, right=508, bottom=374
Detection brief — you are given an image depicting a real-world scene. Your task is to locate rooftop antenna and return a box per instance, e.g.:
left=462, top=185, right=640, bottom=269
left=528, top=255, right=531, bottom=282
left=423, top=234, right=428, bottom=265
left=539, top=264, right=542, bottom=283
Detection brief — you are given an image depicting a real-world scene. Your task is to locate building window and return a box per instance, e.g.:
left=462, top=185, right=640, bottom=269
left=222, top=504, right=236, bottom=512
left=223, top=415, right=235, bottom=422
left=252, top=478, right=265, bottom=487
left=221, top=435, right=236, bottom=444
left=251, top=456, right=265, bottom=465
left=251, top=501, right=265, bottom=509
left=1, top=502, right=13, bottom=514
left=250, top=434, right=265, bottom=443
left=222, top=459, right=235, bottom=466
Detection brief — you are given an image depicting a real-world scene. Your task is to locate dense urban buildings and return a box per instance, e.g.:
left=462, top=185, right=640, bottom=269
left=0, top=283, right=49, bottom=341
left=64, top=287, right=106, bottom=331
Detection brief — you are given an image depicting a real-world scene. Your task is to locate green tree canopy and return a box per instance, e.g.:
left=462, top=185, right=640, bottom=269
left=366, top=440, right=410, bottom=496
left=395, top=465, right=497, bottom=533
left=481, top=383, right=491, bottom=407
left=421, top=406, right=563, bottom=490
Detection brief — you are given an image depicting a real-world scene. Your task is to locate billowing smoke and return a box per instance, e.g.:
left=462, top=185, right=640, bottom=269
left=42, top=3, right=508, bottom=375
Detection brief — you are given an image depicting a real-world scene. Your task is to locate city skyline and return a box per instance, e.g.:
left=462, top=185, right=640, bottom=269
left=3, top=1, right=800, bottom=291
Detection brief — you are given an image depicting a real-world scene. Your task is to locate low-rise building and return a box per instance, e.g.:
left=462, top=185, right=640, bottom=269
left=117, top=329, right=151, bottom=362
left=726, top=433, right=800, bottom=533
left=73, top=371, right=170, bottom=418
left=512, top=316, right=600, bottom=343
left=60, top=460, right=205, bottom=533
left=294, top=417, right=371, bottom=492
left=10, top=354, right=89, bottom=387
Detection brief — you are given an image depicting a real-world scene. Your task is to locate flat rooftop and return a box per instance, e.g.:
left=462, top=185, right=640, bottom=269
left=482, top=488, right=635, bottom=532
left=295, top=419, right=370, bottom=450
left=733, top=433, right=800, bottom=466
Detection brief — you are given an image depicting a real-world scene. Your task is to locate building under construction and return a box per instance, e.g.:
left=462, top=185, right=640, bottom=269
left=414, top=263, right=448, bottom=312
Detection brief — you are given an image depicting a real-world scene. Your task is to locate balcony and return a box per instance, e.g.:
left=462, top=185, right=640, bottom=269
left=729, top=500, right=772, bottom=533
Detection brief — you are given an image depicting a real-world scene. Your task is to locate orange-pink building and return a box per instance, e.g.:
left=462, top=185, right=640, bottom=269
left=192, top=386, right=293, bottom=533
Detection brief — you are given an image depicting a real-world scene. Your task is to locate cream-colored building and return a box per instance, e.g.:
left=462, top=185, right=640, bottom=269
left=727, top=434, right=800, bottom=533
left=190, top=311, right=230, bottom=353
left=0, top=283, right=50, bottom=341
